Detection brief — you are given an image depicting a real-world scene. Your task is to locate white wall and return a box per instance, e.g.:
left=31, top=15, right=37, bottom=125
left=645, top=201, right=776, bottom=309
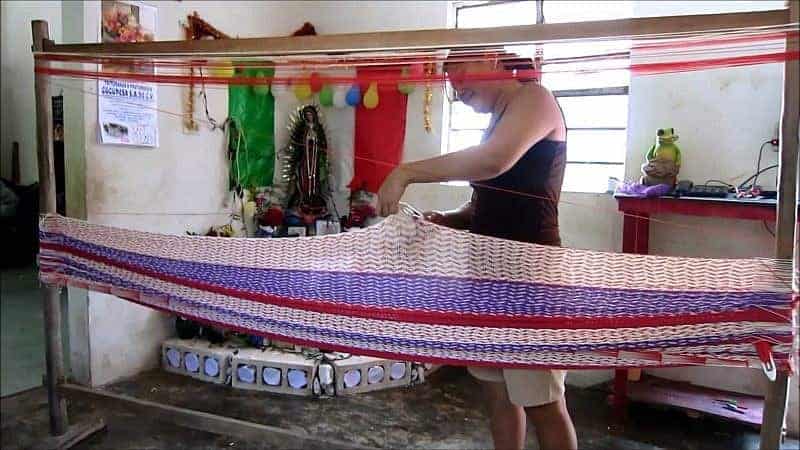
left=1, top=1, right=63, bottom=184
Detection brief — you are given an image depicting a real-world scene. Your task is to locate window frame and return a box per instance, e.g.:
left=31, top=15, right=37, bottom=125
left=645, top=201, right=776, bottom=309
left=448, top=0, right=630, bottom=192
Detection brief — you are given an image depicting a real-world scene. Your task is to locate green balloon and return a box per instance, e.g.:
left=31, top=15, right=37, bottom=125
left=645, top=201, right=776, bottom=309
left=319, top=84, right=334, bottom=106
left=398, top=82, right=414, bottom=95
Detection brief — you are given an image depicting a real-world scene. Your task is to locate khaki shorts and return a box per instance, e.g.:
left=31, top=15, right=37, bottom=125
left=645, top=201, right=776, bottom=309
left=468, top=366, right=566, bottom=407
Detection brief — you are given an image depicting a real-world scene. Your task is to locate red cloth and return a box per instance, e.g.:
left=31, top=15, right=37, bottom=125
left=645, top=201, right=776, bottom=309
left=350, top=67, right=407, bottom=193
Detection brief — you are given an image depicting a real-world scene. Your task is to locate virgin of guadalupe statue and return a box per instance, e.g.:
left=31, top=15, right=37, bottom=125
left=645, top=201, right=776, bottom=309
left=280, top=105, right=330, bottom=218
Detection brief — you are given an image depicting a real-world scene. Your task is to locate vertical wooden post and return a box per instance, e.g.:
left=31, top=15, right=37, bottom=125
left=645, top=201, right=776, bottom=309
left=32, top=19, right=69, bottom=437
left=760, top=2, right=799, bottom=450
left=11, top=142, right=21, bottom=185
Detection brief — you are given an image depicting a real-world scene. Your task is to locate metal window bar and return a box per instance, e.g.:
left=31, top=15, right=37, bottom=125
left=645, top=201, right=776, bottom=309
left=449, top=1, right=630, bottom=155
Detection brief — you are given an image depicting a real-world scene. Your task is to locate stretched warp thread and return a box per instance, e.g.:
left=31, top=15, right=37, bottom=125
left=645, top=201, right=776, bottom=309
left=39, top=213, right=796, bottom=372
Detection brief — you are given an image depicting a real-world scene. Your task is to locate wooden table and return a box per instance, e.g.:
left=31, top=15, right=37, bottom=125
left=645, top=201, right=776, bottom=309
left=616, top=193, right=779, bottom=254
left=612, top=193, right=793, bottom=417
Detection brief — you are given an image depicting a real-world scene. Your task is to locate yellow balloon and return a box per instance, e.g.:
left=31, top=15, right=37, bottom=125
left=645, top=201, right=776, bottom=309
left=209, top=61, right=234, bottom=78
left=363, top=82, right=379, bottom=109
left=293, top=83, right=312, bottom=100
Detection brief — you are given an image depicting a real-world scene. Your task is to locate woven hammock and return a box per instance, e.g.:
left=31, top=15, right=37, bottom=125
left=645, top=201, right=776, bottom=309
left=39, top=214, right=796, bottom=372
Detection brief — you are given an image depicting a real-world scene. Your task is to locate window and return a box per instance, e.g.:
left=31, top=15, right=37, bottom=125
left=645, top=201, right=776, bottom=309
left=448, top=1, right=633, bottom=192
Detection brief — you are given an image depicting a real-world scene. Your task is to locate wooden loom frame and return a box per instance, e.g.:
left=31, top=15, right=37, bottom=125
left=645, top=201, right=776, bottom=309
left=30, top=3, right=798, bottom=449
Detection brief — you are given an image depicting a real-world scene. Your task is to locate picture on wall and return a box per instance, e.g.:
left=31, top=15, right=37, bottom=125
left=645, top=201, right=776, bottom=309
left=101, top=0, right=155, bottom=43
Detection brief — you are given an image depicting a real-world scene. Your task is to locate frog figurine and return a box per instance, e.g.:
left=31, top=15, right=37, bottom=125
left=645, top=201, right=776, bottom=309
left=640, top=127, right=682, bottom=186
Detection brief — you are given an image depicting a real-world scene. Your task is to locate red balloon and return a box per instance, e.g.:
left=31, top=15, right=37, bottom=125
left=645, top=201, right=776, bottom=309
left=309, top=72, right=323, bottom=93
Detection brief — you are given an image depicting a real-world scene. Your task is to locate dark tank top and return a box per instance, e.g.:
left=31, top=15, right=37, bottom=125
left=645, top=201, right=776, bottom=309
left=470, top=95, right=566, bottom=246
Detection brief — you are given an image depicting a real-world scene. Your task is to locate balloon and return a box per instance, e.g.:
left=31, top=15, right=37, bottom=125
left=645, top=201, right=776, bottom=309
left=309, top=72, right=323, bottom=93
left=345, top=84, right=361, bottom=106
left=363, top=82, right=379, bottom=109
left=398, top=67, right=414, bottom=95
left=209, top=61, right=234, bottom=78
left=293, top=83, right=312, bottom=100
left=333, top=86, right=348, bottom=108
left=319, top=84, right=334, bottom=107
left=398, top=83, right=414, bottom=95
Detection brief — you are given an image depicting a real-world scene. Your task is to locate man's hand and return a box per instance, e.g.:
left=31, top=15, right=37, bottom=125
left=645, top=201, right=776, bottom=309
left=377, top=166, right=411, bottom=216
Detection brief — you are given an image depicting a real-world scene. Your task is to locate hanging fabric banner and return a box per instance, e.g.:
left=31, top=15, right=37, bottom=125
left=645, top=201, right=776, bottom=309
left=350, top=67, right=408, bottom=193
left=228, top=68, right=276, bottom=190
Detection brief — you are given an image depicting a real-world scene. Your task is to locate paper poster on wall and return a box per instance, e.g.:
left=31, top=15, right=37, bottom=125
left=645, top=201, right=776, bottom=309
left=98, top=80, right=159, bottom=147
left=98, top=0, right=158, bottom=147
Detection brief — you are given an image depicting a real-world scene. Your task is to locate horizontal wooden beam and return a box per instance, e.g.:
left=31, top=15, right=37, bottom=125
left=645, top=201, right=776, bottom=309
left=39, top=417, right=107, bottom=450
left=58, top=384, right=372, bottom=450
left=41, top=9, right=790, bottom=57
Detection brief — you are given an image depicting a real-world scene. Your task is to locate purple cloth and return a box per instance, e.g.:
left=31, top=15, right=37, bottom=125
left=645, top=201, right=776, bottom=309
left=616, top=182, right=671, bottom=198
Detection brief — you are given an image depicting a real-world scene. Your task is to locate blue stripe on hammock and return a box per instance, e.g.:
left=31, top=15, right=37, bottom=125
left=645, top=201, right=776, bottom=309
left=41, top=232, right=790, bottom=318
left=44, top=256, right=791, bottom=355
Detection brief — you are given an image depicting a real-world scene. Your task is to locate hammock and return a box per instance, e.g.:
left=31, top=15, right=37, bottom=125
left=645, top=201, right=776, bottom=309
left=39, top=213, right=796, bottom=372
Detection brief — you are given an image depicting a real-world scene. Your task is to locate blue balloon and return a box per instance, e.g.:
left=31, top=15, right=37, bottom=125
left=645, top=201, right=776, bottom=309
left=285, top=215, right=303, bottom=226
left=345, top=84, right=361, bottom=106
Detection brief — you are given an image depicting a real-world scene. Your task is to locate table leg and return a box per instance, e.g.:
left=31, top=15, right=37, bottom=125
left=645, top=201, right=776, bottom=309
left=614, top=212, right=650, bottom=420
left=622, top=211, right=650, bottom=254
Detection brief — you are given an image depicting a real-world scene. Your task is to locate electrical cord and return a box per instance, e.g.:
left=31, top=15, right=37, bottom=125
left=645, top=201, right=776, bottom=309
left=750, top=140, right=772, bottom=190
left=704, top=138, right=777, bottom=193
left=198, top=67, right=229, bottom=132
left=763, top=220, right=775, bottom=237
left=705, top=179, right=734, bottom=189
left=737, top=164, right=778, bottom=191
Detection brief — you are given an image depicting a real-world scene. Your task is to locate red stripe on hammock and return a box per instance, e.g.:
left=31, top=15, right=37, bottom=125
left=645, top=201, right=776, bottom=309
left=41, top=270, right=786, bottom=371
left=39, top=243, right=793, bottom=331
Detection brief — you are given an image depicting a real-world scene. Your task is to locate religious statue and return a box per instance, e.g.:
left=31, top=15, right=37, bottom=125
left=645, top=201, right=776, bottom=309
left=280, top=105, right=330, bottom=221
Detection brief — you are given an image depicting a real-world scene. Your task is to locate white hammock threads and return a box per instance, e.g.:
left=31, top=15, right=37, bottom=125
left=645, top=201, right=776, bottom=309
left=38, top=214, right=796, bottom=371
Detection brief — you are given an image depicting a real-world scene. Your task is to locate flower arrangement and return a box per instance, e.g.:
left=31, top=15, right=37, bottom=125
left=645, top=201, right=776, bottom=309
left=102, top=3, right=153, bottom=43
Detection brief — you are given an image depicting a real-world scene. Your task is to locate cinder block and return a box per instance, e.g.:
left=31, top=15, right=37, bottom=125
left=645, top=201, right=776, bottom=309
left=161, top=338, right=237, bottom=385
left=332, top=356, right=412, bottom=395
left=231, top=348, right=318, bottom=396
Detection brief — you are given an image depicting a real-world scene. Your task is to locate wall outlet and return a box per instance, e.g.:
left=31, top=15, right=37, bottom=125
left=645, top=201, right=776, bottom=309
left=772, top=123, right=780, bottom=151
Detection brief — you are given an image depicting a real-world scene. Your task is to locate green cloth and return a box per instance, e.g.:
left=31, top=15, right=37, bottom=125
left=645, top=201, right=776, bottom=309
left=228, top=68, right=275, bottom=190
